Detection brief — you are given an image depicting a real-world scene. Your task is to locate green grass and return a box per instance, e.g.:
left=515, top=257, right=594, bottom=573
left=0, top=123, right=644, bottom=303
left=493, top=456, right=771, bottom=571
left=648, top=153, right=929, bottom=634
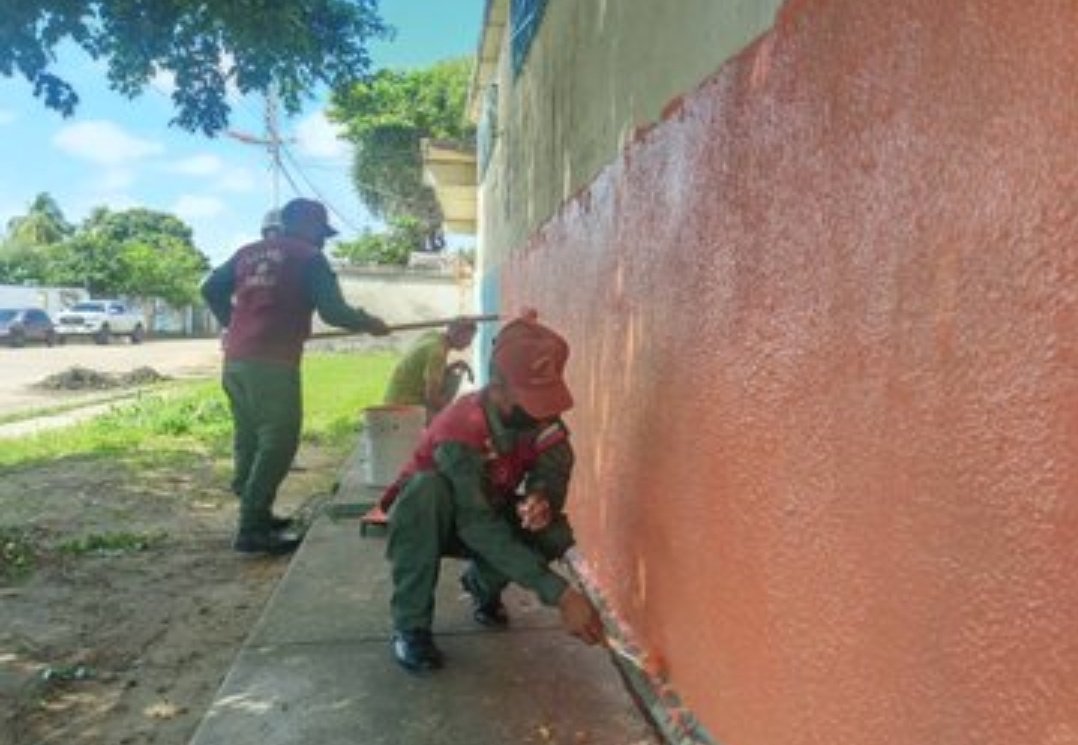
left=300, top=352, right=398, bottom=446
left=58, top=530, right=169, bottom=556
left=0, top=526, right=37, bottom=581
left=0, top=352, right=399, bottom=471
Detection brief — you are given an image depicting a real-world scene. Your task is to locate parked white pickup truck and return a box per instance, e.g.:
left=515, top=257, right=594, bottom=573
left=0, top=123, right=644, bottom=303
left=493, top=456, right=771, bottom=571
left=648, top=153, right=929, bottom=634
left=55, top=300, right=146, bottom=344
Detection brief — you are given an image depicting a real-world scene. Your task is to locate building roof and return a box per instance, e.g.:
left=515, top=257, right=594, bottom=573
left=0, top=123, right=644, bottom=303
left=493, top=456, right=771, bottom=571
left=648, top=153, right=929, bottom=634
left=421, top=139, right=478, bottom=235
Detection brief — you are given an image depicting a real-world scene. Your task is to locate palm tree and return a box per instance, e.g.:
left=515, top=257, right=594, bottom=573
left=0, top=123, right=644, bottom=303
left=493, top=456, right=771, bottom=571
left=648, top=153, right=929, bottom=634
left=5, top=193, right=73, bottom=247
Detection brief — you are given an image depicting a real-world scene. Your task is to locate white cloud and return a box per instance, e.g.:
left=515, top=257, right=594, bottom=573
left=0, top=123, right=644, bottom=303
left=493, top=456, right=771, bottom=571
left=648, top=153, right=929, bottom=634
left=295, top=111, right=351, bottom=160
left=53, top=120, right=163, bottom=165
left=167, top=154, right=224, bottom=176
left=173, top=195, right=226, bottom=220
left=0, top=109, right=16, bottom=126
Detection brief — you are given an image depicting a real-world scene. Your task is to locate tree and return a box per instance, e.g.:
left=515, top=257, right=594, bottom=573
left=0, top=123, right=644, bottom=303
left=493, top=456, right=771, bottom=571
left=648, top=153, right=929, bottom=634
left=119, top=238, right=209, bottom=306
left=329, top=58, right=474, bottom=245
left=0, top=193, right=73, bottom=284
left=333, top=215, right=426, bottom=267
left=1, top=0, right=390, bottom=135
left=5, top=193, right=73, bottom=247
left=0, top=242, right=51, bottom=285
left=79, top=207, right=194, bottom=248
left=47, top=207, right=209, bottom=300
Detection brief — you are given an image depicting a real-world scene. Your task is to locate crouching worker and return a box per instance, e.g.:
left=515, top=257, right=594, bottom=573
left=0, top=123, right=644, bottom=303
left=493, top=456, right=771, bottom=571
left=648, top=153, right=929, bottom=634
left=382, top=314, right=604, bottom=672
left=383, top=318, right=477, bottom=421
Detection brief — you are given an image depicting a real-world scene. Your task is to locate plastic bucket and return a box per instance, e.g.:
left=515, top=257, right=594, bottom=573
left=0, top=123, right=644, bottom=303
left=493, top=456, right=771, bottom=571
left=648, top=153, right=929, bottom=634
left=360, top=405, right=426, bottom=487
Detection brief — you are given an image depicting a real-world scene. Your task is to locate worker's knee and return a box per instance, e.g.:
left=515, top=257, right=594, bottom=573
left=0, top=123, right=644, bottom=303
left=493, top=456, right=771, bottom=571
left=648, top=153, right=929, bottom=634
left=390, top=472, right=454, bottom=524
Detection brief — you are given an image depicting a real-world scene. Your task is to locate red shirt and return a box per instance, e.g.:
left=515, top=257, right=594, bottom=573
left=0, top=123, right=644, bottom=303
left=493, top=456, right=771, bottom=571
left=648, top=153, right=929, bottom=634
left=225, top=236, right=319, bottom=366
left=380, top=391, right=568, bottom=510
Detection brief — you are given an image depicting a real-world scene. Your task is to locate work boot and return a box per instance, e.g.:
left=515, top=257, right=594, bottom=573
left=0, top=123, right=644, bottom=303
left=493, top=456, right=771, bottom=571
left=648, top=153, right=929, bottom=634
left=269, top=515, right=295, bottom=531
left=460, top=567, right=509, bottom=628
left=230, top=486, right=293, bottom=531
left=232, top=530, right=301, bottom=556
left=391, top=629, right=444, bottom=672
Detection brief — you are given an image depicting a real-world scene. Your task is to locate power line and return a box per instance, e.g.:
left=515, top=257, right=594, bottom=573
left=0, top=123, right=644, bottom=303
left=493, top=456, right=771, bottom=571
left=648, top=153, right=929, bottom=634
left=280, top=144, right=368, bottom=234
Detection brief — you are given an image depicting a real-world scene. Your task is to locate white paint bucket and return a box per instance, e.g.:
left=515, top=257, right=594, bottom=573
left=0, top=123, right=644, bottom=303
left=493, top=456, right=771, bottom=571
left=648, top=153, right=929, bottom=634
left=360, top=405, right=426, bottom=487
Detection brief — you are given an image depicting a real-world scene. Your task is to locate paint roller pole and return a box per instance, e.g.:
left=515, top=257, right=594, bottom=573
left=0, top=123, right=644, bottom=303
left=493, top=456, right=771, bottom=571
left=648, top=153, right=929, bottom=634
left=309, top=313, right=502, bottom=340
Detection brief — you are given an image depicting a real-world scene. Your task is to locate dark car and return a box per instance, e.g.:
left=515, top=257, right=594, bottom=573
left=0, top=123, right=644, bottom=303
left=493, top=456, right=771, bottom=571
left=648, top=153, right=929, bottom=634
left=0, top=308, right=58, bottom=347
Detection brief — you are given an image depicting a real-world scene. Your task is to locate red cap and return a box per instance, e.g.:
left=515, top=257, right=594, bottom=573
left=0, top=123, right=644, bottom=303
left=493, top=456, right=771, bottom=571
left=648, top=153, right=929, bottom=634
left=491, top=316, right=573, bottom=419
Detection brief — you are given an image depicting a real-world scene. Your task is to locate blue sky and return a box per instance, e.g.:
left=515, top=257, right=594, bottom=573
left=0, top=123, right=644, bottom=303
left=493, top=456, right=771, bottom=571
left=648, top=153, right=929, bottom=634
left=0, top=0, right=483, bottom=264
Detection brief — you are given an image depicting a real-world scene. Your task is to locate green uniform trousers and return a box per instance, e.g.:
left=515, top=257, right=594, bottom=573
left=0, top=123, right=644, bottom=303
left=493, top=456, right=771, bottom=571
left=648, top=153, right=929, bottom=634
left=386, top=472, right=572, bottom=631
left=222, top=360, right=302, bottom=535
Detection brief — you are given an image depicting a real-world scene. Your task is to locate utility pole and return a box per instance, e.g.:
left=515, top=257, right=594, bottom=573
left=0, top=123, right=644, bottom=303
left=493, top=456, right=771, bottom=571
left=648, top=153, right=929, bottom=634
left=226, top=89, right=292, bottom=208
left=265, top=88, right=282, bottom=207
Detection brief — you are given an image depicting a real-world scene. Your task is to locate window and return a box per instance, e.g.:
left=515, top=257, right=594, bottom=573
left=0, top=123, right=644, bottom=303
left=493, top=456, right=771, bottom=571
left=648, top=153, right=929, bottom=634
left=510, top=0, right=549, bottom=75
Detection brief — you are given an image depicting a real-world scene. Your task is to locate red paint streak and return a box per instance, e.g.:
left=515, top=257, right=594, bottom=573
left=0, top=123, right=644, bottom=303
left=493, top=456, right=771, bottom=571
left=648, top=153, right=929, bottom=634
left=660, top=94, right=687, bottom=122
left=502, top=1, right=1078, bottom=743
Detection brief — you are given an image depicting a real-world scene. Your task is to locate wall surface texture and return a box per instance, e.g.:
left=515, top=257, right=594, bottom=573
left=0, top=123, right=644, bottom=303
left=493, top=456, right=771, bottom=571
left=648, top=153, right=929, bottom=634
left=500, top=1, right=1078, bottom=743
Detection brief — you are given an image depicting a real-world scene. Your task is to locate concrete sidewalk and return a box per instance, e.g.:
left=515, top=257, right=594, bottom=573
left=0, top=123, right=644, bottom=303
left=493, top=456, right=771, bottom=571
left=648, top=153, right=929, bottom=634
left=188, top=456, right=658, bottom=745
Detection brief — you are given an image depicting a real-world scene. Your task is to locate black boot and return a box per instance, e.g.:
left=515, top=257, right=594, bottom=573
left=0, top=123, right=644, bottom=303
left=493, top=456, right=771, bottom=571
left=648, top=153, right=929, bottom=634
left=269, top=515, right=295, bottom=531
left=391, top=629, right=444, bottom=672
left=233, top=530, right=301, bottom=556
left=460, top=567, right=509, bottom=628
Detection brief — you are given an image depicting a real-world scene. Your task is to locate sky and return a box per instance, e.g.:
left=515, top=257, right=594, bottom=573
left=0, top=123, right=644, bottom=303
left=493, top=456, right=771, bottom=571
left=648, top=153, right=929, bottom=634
left=0, top=0, right=484, bottom=264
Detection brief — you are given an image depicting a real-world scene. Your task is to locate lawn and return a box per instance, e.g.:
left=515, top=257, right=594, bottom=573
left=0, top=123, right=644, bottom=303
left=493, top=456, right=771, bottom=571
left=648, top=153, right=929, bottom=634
left=0, top=351, right=399, bottom=471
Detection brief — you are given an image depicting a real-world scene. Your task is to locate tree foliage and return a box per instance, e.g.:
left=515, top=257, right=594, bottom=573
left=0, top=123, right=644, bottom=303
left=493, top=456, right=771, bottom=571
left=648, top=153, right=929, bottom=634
left=5, top=193, right=73, bottom=247
left=119, top=237, right=210, bottom=306
left=1, top=193, right=72, bottom=284
left=329, top=58, right=474, bottom=242
left=1, top=197, right=209, bottom=305
left=332, top=215, right=426, bottom=267
left=1, top=0, right=390, bottom=135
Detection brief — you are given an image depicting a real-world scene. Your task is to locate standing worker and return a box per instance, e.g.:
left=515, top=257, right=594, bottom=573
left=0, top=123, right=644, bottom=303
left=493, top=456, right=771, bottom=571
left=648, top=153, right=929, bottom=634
left=382, top=314, right=604, bottom=672
left=382, top=318, right=477, bottom=419
left=201, top=198, right=390, bottom=555
left=260, top=208, right=282, bottom=239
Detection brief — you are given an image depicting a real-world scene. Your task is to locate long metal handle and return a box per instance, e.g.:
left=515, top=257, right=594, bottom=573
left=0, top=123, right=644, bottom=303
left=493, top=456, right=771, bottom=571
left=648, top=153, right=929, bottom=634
left=310, top=313, right=501, bottom=340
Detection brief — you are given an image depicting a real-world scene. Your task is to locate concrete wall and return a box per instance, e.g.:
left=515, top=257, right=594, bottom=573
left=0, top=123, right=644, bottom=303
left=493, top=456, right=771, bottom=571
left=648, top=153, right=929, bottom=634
left=0, top=284, right=87, bottom=316
left=333, top=266, right=474, bottom=350
left=496, top=0, right=1078, bottom=743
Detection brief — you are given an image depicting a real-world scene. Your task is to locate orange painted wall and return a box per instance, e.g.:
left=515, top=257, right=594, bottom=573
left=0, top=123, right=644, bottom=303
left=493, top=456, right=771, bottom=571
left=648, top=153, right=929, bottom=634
left=500, top=1, right=1078, bottom=742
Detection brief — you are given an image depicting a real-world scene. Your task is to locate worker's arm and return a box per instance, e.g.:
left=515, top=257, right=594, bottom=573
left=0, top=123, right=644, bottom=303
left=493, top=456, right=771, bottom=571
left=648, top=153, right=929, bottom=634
left=434, top=442, right=568, bottom=606
left=524, top=428, right=574, bottom=513
left=305, top=253, right=389, bottom=333
left=200, top=258, right=237, bottom=327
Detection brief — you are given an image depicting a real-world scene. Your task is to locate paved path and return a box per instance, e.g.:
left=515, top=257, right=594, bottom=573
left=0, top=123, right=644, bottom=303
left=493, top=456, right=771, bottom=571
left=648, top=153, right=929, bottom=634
left=188, top=454, right=659, bottom=745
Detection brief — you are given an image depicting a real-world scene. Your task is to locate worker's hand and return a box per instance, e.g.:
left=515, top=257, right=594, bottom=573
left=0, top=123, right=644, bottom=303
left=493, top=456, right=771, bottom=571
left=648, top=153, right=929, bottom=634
left=447, top=360, right=474, bottom=383
left=516, top=493, right=552, bottom=532
left=558, top=587, right=604, bottom=645
left=366, top=317, right=391, bottom=336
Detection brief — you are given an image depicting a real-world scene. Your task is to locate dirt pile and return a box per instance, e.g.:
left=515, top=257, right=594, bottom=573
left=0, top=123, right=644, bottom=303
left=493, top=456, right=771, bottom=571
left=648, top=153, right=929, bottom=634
left=34, top=366, right=171, bottom=391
